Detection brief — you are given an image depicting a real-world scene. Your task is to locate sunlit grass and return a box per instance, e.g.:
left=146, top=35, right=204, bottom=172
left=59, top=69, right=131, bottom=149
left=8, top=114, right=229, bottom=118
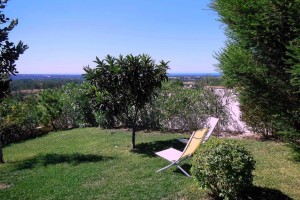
left=0, top=128, right=299, bottom=199
left=240, top=139, right=300, bottom=199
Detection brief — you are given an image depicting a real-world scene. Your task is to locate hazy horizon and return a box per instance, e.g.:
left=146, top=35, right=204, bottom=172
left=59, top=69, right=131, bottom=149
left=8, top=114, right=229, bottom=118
left=12, top=72, right=221, bottom=76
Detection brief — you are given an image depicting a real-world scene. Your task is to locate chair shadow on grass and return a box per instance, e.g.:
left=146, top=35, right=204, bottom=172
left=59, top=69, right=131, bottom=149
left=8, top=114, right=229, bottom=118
left=15, top=153, right=113, bottom=170
left=174, top=163, right=192, bottom=175
left=132, top=139, right=186, bottom=157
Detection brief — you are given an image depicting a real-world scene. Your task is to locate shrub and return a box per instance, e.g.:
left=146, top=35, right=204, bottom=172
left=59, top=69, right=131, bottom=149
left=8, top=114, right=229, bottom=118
left=38, top=83, right=97, bottom=130
left=277, top=129, right=300, bottom=143
left=0, top=97, right=42, bottom=144
left=192, top=139, right=255, bottom=200
left=59, top=83, right=97, bottom=128
left=84, top=78, right=231, bottom=132
left=156, top=81, right=230, bottom=132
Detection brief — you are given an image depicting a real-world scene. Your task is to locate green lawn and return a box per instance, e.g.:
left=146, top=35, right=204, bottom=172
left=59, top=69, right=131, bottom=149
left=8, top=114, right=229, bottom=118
left=0, top=128, right=299, bottom=199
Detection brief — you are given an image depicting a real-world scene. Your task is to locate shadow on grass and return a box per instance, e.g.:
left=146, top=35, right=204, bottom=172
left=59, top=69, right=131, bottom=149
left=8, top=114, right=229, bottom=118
left=243, top=186, right=292, bottom=200
left=173, top=163, right=192, bottom=176
left=15, top=153, right=113, bottom=170
left=132, top=139, right=186, bottom=157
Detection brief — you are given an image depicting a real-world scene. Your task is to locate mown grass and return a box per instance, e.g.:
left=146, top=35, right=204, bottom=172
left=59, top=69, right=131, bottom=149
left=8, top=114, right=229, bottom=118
left=0, top=128, right=299, bottom=199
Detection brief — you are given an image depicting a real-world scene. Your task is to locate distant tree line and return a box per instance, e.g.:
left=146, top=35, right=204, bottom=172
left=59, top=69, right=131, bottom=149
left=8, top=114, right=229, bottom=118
left=9, top=76, right=221, bottom=92
left=10, top=78, right=83, bottom=91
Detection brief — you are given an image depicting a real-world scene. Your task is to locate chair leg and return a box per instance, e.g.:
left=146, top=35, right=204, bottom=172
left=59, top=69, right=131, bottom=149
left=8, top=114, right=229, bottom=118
left=176, top=165, right=191, bottom=177
left=156, top=162, right=176, bottom=173
left=156, top=162, right=191, bottom=177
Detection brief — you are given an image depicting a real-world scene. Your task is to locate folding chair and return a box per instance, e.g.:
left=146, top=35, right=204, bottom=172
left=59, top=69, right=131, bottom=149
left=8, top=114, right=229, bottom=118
left=155, top=117, right=219, bottom=177
left=203, top=117, right=219, bottom=143
left=177, top=117, right=219, bottom=144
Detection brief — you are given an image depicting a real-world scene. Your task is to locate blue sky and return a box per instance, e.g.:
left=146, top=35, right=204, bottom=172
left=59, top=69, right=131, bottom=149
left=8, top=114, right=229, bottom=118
left=5, top=0, right=226, bottom=74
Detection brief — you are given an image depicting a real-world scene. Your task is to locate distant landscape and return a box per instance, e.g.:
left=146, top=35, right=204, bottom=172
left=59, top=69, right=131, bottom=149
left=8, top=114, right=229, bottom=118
left=10, top=73, right=221, bottom=81
left=10, top=74, right=84, bottom=80
left=9, top=73, right=222, bottom=91
left=9, top=73, right=222, bottom=92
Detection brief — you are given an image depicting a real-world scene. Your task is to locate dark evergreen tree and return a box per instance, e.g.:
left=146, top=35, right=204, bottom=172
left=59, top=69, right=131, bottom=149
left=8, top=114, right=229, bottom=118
left=0, top=0, right=28, bottom=163
left=211, top=0, right=300, bottom=139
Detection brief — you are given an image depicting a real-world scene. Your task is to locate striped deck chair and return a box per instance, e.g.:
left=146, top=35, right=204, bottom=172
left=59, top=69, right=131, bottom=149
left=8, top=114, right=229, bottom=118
left=155, top=117, right=219, bottom=177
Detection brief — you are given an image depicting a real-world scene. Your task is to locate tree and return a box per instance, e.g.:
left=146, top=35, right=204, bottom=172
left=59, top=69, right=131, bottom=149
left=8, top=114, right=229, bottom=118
left=156, top=79, right=230, bottom=132
left=58, top=83, right=97, bottom=128
left=0, top=0, right=28, bottom=163
left=84, top=54, right=169, bottom=148
left=0, top=0, right=28, bottom=99
left=210, top=0, right=300, bottom=138
left=38, top=89, right=63, bottom=131
left=0, top=97, right=41, bottom=145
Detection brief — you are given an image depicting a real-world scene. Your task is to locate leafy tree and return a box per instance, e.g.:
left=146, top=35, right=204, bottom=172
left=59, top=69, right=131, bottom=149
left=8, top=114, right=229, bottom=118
left=84, top=54, right=169, bottom=148
left=38, top=83, right=96, bottom=130
left=210, top=0, right=300, bottom=138
left=59, top=83, right=96, bottom=128
left=0, top=97, right=41, bottom=163
left=0, top=97, right=41, bottom=142
left=0, top=0, right=28, bottom=99
left=0, top=0, right=28, bottom=163
left=157, top=80, right=230, bottom=132
left=38, top=89, right=63, bottom=131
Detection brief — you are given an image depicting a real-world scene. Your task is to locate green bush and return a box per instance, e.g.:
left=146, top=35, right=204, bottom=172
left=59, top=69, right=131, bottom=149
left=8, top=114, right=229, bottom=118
left=155, top=80, right=230, bottom=132
left=277, top=129, right=300, bottom=143
left=192, top=139, right=255, bottom=200
left=38, top=83, right=97, bottom=130
left=89, top=79, right=230, bottom=132
left=0, top=97, right=42, bottom=144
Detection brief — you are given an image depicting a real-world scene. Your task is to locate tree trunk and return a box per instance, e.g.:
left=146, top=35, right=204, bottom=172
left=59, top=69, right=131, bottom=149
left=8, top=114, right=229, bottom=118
left=0, top=133, right=4, bottom=163
left=132, top=125, right=136, bottom=149
left=131, top=109, right=139, bottom=149
left=51, top=119, right=57, bottom=132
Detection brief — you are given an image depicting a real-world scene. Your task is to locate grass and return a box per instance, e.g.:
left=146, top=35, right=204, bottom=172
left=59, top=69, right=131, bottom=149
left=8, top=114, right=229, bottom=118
left=0, top=128, right=299, bottom=199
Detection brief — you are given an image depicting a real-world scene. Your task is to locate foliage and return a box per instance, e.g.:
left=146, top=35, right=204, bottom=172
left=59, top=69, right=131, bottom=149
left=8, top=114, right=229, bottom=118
left=210, top=0, right=300, bottom=139
left=59, top=83, right=96, bottom=128
left=200, top=86, right=232, bottom=132
left=0, top=0, right=28, bottom=163
left=84, top=54, right=169, bottom=148
left=192, top=138, right=255, bottom=200
left=0, top=0, right=28, bottom=99
left=0, top=97, right=41, bottom=144
left=137, top=102, right=161, bottom=130
left=277, top=129, right=300, bottom=144
left=38, top=83, right=96, bottom=130
left=156, top=79, right=230, bottom=132
left=195, top=76, right=223, bottom=88
left=286, top=37, right=300, bottom=90
left=85, top=78, right=231, bottom=133
left=38, top=89, right=63, bottom=131
left=0, top=83, right=97, bottom=149
left=159, top=85, right=208, bottom=130
left=0, top=77, right=232, bottom=149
